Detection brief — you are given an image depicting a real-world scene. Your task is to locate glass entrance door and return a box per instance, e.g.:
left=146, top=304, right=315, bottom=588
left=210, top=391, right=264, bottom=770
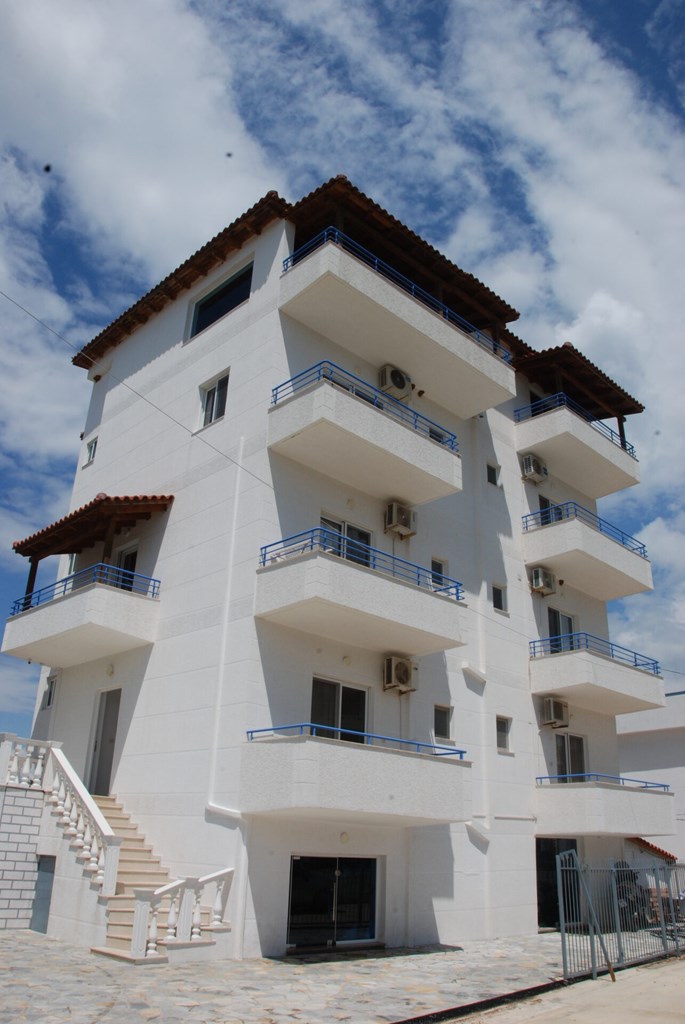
left=287, top=856, right=377, bottom=947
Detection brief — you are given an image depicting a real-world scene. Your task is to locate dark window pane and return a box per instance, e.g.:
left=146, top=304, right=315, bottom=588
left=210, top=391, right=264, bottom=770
left=340, top=686, right=365, bottom=742
left=311, top=678, right=338, bottom=738
left=192, top=265, right=253, bottom=337
left=434, top=706, right=450, bottom=738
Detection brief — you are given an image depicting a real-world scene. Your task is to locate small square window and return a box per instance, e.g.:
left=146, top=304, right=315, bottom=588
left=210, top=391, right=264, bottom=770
left=492, top=584, right=507, bottom=612
left=202, top=373, right=229, bottom=427
left=496, top=716, right=511, bottom=751
left=487, top=463, right=499, bottom=486
left=434, top=705, right=451, bottom=741
left=84, top=437, right=98, bottom=465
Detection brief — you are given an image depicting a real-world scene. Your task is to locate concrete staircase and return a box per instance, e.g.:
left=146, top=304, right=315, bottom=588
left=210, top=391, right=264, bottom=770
left=93, top=794, right=180, bottom=959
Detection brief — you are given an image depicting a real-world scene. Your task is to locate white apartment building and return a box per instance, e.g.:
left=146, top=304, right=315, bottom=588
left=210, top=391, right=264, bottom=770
left=0, top=177, right=675, bottom=959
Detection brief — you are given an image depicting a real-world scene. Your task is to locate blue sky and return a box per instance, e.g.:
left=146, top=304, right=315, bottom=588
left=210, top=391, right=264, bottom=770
left=1, top=0, right=685, bottom=735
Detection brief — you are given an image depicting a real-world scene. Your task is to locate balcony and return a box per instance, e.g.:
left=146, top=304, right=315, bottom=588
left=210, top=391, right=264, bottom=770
left=522, top=503, right=652, bottom=601
left=535, top=774, right=675, bottom=837
left=255, top=527, right=467, bottom=656
left=268, top=362, right=462, bottom=504
left=529, top=634, right=664, bottom=715
left=280, top=229, right=516, bottom=418
left=241, top=724, right=471, bottom=826
left=1, top=564, right=161, bottom=668
left=515, top=394, right=639, bottom=498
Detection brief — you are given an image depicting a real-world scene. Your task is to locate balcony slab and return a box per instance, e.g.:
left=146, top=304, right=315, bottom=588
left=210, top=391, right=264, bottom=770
left=268, top=380, right=462, bottom=504
left=255, top=551, right=467, bottom=656
left=516, top=407, right=639, bottom=498
left=530, top=648, right=664, bottom=715
left=241, top=735, right=471, bottom=825
left=1, top=585, right=160, bottom=668
left=536, top=782, right=675, bottom=837
left=522, top=519, right=652, bottom=601
left=280, top=243, right=516, bottom=418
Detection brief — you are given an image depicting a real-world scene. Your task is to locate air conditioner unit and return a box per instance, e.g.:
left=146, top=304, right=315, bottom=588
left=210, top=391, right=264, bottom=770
left=385, top=501, right=417, bottom=537
left=521, top=453, right=548, bottom=482
left=531, top=566, right=556, bottom=594
left=378, top=364, right=412, bottom=400
left=542, top=697, right=569, bottom=727
left=383, top=656, right=416, bottom=694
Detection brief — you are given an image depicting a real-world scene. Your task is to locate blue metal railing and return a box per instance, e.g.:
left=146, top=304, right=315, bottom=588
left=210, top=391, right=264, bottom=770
left=536, top=773, right=669, bottom=791
left=271, top=360, right=459, bottom=451
left=246, top=722, right=467, bottom=759
left=514, top=393, right=637, bottom=459
left=522, top=502, right=648, bottom=558
left=529, top=632, right=660, bottom=675
left=11, top=563, right=161, bottom=615
left=259, top=526, right=464, bottom=600
left=282, top=227, right=513, bottom=365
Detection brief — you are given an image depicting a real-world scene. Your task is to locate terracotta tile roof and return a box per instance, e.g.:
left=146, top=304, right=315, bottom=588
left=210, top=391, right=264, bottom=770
left=14, top=494, right=174, bottom=559
left=627, top=837, right=678, bottom=862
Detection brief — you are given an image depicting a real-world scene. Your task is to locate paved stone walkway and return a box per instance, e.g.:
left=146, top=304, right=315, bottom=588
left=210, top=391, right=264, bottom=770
left=0, top=931, right=563, bottom=1024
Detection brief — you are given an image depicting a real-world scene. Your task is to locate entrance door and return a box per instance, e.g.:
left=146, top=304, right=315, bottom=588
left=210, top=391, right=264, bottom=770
left=89, top=688, right=121, bottom=795
left=536, top=838, right=577, bottom=928
left=548, top=607, right=574, bottom=652
left=287, top=856, right=377, bottom=947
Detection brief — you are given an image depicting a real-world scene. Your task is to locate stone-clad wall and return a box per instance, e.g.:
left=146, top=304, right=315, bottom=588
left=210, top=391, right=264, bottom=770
left=0, top=785, right=42, bottom=929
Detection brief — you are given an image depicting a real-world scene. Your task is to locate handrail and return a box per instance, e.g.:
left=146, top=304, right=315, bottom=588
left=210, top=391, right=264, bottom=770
left=259, top=526, right=464, bottom=600
left=11, top=562, right=161, bottom=615
left=282, top=227, right=513, bottom=364
left=529, top=632, right=660, bottom=675
left=514, top=392, right=637, bottom=459
left=247, top=722, right=467, bottom=759
left=522, top=501, right=648, bottom=557
left=536, top=773, right=669, bottom=791
left=131, top=868, right=234, bottom=957
left=271, top=360, right=459, bottom=451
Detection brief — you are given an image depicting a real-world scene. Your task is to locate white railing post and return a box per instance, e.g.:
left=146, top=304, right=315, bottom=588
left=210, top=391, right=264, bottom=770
left=0, top=733, right=18, bottom=784
left=131, top=891, right=153, bottom=959
left=177, top=880, right=199, bottom=942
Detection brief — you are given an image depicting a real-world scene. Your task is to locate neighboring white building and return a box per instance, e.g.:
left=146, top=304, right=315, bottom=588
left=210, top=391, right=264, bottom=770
left=618, top=692, right=685, bottom=861
left=0, top=177, right=675, bottom=958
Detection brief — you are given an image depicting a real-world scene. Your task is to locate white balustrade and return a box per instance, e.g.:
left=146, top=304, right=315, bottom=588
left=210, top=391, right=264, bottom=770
left=0, top=734, right=54, bottom=788
left=131, top=869, right=234, bottom=957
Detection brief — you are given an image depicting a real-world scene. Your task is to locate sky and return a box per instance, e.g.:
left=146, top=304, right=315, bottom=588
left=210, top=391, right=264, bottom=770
left=1, top=0, right=684, bottom=735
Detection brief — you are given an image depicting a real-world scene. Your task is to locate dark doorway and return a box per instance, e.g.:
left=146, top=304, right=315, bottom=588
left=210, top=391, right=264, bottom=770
left=536, top=837, right=577, bottom=928
left=89, top=688, right=121, bottom=795
left=30, top=855, right=56, bottom=933
left=287, top=856, right=377, bottom=947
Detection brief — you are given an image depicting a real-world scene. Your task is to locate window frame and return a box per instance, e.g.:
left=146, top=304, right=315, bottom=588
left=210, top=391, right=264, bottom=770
left=84, top=437, right=98, bottom=465
left=190, top=263, right=253, bottom=339
left=486, top=463, right=499, bottom=486
left=200, top=372, right=230, bottom=428
left=492, top=583, right=507, bottom=612
left=311, top=677, right=368, bottom=743
left=496, top=715, right=512, bottom=752
left=433, top=704, right=452, bottom=743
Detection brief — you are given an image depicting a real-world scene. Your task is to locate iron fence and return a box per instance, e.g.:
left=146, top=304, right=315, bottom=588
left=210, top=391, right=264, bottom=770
left=557, top=850, right=685, bottom=979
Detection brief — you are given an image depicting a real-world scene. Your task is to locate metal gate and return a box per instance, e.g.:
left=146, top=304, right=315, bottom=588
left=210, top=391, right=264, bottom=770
left=557, top=850, right=685, bottom=979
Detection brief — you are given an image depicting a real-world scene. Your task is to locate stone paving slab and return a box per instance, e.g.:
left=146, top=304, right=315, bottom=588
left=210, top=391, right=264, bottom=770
left=0, top=931, right=563, bottom=1024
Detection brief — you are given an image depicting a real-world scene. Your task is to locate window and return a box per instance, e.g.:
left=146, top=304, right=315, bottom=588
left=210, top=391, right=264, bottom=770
left=539, top=495, right=563, bottom=526
left=496, top=716, right=511, bottom=751
left=320, top=517, right=371, bottom=566
left=492, top=584, right=507, bottom=612
left=431, top=558, right=447, bottom=589
left=487, top=463, right=499, bottom=486
left=117, top=548, right=138, bottom=592
left=42, top=676, right=57, bottom=710
left=434, top=705, right=451, bottom=741
left=311, top=678, right=366, bottom=743
left=191, top=264, right=253, bottom=337
left=202, top=373, right=229, bottom=427
left=548, top=607, right=575, bottom=652
left=84, top=437, right=98, bottom=465
left=555, top=732, right=585, bottom=781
